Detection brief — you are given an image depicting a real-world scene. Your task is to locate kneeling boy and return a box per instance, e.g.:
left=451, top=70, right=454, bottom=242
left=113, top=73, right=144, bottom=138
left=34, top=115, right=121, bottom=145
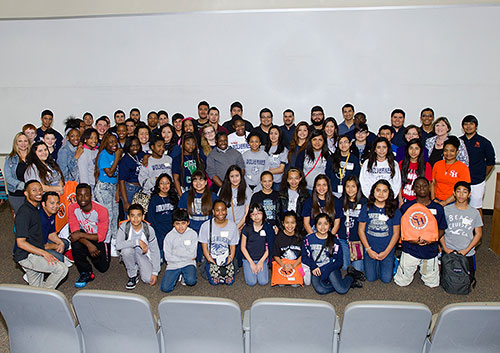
left=116, top=204, right=161, bottom=290
left=160, top=209, right=198, bottom=292
left=395, top=177, right=447, bottom=288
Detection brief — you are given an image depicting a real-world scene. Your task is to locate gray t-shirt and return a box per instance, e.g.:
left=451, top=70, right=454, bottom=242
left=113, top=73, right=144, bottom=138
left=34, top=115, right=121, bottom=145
left=444, top=204, right=483, bottom=256
left=243, top=150, right=270, bottom=187
left=303, top=151, right=327, bottom=190
left=199, top=219, right=239, bottom=265
left=268, top=145, right=289, bottom=183
left=138, top=155, right=173, bottom=194
left=287, top=189, right=299, bottom=212
left=224, top=186, right=252, bottom=225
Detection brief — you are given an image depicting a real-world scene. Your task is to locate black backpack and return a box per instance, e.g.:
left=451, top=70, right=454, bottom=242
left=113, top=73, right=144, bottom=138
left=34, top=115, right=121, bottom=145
left=441, top=251, right=476, bottom=295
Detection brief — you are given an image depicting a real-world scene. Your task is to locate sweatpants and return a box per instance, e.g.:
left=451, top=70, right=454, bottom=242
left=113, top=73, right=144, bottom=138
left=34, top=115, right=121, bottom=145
left=121, top=247, right=155, bottom=283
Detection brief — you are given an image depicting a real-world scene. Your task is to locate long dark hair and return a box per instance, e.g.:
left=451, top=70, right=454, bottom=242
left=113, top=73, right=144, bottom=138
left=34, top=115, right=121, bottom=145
left=264, top=125, right=285, bottom=155
left=288, top=121, right=309, bottom=163
left=305, top=129, right=330, bottom=162
left=279, top=167, right=308, bottom=194
left=179, top=133, right=205, bottom=186
left=187, top=170, right=212, bottom=217
left=342, top=175, right=363, bottom=212
left=281, top=210, right=304, bottom=241
left=311, top=174, right=335, bottom=220
left=314, top=213, right=337, bottom=256
left=324, top=117, right=339, bottom=143
left=219, top=165, right=247, bottom=206
left=401, top=138, right=426, bottom=187
left=160, top=124, right=177, bottom=154
left=94, top=132, right=117, bottom=182
left=367, top=179, right=398, bottom=218
left=367, top=137, right=396, bottom=178
left=152, top=173, right=179, bottom=205
left=26, top=141, right=64, bottom=185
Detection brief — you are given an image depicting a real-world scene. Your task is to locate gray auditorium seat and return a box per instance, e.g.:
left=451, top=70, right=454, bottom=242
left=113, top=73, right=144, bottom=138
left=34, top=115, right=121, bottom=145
left=425, top=302, right=500, bottom=353
left=243, top=298, right=339, bottom=353
left=72, top=289, right=161, bottom=353
left=158, top=296, right=244, bottom=353
left=338, top=301, right=432, bottom=353
left=0, top=284, right=84, bottom=353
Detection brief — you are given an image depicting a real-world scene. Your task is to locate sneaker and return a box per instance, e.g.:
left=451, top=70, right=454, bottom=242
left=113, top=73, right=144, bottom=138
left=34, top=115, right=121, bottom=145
left=348, top=275, right=363, bottom=288
left=22, top=273, right=28, bottom=283
left=179, top=275, right=186, bottom=286
left=64, top=256, right=73, bottom=268
left=126, top=276, right=139, bottom=290
left=75, top=272, right=95, bottom=288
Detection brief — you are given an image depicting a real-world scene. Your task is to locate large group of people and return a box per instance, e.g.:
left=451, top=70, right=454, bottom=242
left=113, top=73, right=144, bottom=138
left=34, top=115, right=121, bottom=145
left=6, top=102, right=495, bottom=295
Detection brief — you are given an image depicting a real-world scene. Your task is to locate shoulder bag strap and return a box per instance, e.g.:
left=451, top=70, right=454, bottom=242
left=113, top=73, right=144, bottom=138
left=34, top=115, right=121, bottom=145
left=304, top=153, right=322, bottom=178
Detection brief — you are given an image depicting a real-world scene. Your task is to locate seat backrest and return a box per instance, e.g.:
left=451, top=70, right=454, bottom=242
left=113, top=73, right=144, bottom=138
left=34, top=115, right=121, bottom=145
left=158, top=296, right=244, bottom=353
left=249, top=298, right=337, bottom=353
left=428, top=302, right=500, bottom=353
left=0, top=284, right=83, bottom=353
left=339, top=301, right=431, bottom=353
left=72, top=289, right=160, bottom=353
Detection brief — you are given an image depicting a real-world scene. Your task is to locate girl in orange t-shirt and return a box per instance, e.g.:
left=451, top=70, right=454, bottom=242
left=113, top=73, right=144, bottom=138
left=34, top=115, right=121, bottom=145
left=431, top=136, right=470, bottom=207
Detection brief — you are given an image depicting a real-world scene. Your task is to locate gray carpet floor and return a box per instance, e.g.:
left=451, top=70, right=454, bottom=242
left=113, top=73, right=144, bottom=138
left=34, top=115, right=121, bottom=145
left=1, top=203, right=499, bottom=352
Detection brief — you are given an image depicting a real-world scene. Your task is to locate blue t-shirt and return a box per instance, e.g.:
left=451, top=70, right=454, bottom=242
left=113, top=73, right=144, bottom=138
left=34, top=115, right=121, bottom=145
left=326, top=154, right=361, bottom=196
left=97, top=150, right=118, bottom=184
left=178, top=191, right=218, bottom=232
left=39, top=208, right=55, bottom=244
left=241, top=222, right=274, bottom=261
left=302, top=232, right=343, bottom=277
left=358, top=204, right=402, bottom=252
left=302, top=197, right=326, bottom=228
left=118, top=151, right=145, bottom=183
left=334, top=197, right=367, bottom=241
left=400, top=200, right=447, bottom=259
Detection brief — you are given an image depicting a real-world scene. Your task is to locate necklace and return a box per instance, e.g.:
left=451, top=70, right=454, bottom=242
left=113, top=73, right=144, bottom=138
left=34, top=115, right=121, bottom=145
left=444, top=161, right=456, bottom=175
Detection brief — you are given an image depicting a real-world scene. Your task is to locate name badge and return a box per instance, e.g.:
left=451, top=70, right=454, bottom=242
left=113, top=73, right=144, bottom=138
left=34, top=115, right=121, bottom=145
left=260, top=230, right=266, bottom=237
left=337, top=185, right=343, bottom=194
left=220, top=231, right=229, bottom=238
left=346, top=162, right=354, bottom=170
left=164, top=162, right=171, bottom=167
left=184, top=240, right=192, bottom=246
left=356, top=204, right=362, bottom=210
left=379, top=214, right=389, bottom=221
left=430, top=209, right=437, bottom=215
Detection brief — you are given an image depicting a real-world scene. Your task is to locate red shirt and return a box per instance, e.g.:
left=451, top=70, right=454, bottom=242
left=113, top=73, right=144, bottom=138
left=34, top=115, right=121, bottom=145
left=399, top=161, right=432, bottom=201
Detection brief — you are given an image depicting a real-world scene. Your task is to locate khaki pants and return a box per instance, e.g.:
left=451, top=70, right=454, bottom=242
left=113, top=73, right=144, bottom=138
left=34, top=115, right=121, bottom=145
left=18, top=253, right=68, bottom=289
left=394, top=252, right=439, bottom=288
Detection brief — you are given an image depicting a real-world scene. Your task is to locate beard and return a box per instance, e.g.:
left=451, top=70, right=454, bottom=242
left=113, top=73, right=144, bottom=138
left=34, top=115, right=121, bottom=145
left=311, top=118, right=324, bottom=127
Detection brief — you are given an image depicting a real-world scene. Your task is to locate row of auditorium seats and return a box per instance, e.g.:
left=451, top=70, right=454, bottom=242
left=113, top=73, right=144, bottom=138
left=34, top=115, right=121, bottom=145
left=0, top=284, right=499, bottom=353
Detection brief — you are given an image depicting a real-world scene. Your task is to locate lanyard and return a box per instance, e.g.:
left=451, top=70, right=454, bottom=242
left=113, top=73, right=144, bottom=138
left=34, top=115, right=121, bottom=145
left=339, top=153, right=350, bottom=182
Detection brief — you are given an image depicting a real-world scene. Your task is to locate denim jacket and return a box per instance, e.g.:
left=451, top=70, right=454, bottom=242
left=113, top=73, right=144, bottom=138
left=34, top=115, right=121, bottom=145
left=3, top=155, right=24, bottom=193
left=57, top=143, right=79, bottom=181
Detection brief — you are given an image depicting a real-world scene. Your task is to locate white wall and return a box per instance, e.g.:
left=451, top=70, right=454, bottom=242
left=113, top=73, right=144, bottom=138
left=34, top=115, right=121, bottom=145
left=0, top=5, right=498, bottom=208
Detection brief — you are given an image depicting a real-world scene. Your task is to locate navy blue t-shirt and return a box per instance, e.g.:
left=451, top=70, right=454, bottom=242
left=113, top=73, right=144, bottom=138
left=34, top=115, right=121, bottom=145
left=242, top=222, right=274, bottom=260
left=178, top=191, right=217, bottom=232
left=172, top=152, right=206, bottom=189
left=118, top=151, right=146, bottom=183
left=400, top=200, right=447, bottom=259
left=302, top=197, right=326, bottom=228
left=147, top=194, right=176, bottom=240
left=358, top=204, right=402, bottom=252
left=334, top=197, right=367, bottom=241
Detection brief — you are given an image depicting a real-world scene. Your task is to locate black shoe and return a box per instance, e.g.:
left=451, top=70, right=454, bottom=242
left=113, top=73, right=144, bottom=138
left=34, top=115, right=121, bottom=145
left=126, top=276, right=139, bottom=290
left=347, top=266, right=366, bottom=281
left=349, top=276, right=363, bottom=288
left=75, top=272, right=95, bottom=288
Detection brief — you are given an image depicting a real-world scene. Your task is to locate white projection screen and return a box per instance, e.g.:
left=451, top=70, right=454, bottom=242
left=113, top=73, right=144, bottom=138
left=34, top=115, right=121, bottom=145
left=0, top=5, right=499, bottom=151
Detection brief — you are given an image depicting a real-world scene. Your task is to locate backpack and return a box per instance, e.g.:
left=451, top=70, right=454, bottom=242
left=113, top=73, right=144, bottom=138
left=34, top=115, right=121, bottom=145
left=441, top=251, right=475, bottom=295
left=401, top=202, right=439, bottom=242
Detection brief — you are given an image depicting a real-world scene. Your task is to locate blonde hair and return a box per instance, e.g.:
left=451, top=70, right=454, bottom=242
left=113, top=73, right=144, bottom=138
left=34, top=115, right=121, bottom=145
left=200, top=124, right=216, bottom=156
left=9, top=132, right=31, bottom=159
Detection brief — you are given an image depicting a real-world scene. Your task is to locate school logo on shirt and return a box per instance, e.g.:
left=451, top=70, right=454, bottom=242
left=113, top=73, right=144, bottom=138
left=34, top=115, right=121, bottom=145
left=409, top=211, right=428, bottom=230
left=278, top=266, right=296, bottom=278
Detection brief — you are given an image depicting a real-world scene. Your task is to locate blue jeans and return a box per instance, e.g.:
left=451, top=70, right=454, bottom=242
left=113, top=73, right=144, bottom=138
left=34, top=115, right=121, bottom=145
left=311, top=269, right=353, bottom=295
left=46, top=239, right=70, bottom=262
left=124, top=182, right=141, bottom=205
left=364, top=248, right=395, bottom=283
left=160, top=265, right=197, bottom=293
left=94, top=181, right=119, bottom=241
left=242, top=259, right=269, bottom=286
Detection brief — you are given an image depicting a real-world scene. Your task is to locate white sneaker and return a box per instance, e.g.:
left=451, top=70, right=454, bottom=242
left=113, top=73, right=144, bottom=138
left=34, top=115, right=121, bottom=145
left=178, top=274, right=186, bottom=286
left=110, top=239, right=119, bottom=257
left=22, top=274, right=28, bottom=283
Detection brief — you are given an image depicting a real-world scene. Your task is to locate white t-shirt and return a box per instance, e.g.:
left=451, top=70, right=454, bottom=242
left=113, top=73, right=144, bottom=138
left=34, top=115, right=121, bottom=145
left=227, top=132, right=250, bottom=154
